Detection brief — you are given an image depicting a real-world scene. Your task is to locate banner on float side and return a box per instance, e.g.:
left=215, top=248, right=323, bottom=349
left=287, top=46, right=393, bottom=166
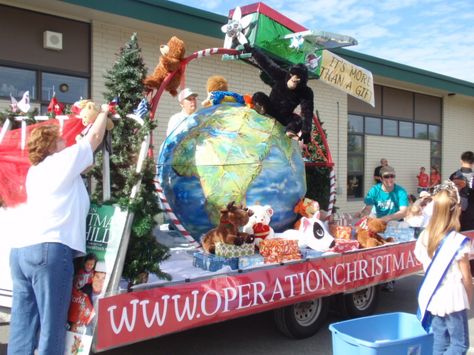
left=96, top=241, right=421, bottom=351
left=64, top=204, right=127, bottom=355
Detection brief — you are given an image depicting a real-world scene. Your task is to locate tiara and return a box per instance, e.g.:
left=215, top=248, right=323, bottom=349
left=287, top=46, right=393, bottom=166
left=432, top=180, right=461, bottom=205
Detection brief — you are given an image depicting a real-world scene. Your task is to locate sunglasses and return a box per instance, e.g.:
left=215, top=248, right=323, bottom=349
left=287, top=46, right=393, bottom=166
left=382, top=174, right=396, bottom=179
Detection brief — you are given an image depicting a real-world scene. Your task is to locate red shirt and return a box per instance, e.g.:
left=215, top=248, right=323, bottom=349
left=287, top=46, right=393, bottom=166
left=417, top=172, right=429, bottom=187
left=430, top=172, right=441, bottom=186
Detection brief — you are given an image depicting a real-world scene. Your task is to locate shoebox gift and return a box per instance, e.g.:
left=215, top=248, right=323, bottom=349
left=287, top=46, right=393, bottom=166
left=330, top=239, right=359, bottom=253
left=258, top=238, right=301, bottom=263
left=215, top=241, right=255, bottom=258
left=384, top=221, right=415, bottom=242
left=193, top=251, right=239, bottom=272
left=238, top=254, right=265, bottom=269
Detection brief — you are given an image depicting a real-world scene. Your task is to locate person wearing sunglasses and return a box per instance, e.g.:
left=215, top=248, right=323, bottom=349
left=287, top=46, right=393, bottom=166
left=359, top=166, right=409, bottom=223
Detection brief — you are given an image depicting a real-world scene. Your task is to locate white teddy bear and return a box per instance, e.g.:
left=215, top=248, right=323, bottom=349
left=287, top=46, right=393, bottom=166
left=243, top=204, right=275, bottom=245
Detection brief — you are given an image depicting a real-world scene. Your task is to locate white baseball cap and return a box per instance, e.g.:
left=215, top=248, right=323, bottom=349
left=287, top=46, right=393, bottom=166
left=178, top=88, right=198, bottom=102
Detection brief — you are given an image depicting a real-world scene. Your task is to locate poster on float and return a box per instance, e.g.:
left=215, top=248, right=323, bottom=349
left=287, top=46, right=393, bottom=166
left=64, top=203, right=127, bottom=355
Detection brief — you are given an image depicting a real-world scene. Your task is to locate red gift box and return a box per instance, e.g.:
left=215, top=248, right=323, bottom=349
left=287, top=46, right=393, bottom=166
left=331, top=239, right=359, bottom=253
left=259, top=238, right=301, bottom=263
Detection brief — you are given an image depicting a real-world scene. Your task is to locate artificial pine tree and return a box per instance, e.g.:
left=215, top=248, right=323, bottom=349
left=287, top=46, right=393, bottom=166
left=90, top=33, right=170, bottom=284
left=305, top=114, right=333, bottom=212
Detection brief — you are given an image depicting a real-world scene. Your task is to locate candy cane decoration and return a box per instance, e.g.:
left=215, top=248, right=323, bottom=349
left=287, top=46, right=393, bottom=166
left=327, top=168, right=337, bottom=216
left=153, top=179, right=201, bottom=249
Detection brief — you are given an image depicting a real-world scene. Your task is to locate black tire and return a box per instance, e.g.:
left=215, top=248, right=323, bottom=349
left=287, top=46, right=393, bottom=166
left=338, top=286, right=379, bottom=318
left=273, top=297, right=330, bottom=339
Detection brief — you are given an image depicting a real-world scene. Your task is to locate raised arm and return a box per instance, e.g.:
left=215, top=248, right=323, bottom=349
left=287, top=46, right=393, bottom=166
left=244, top=44, right=287, bottom=82
left=86, top=104, right=109, bottom=151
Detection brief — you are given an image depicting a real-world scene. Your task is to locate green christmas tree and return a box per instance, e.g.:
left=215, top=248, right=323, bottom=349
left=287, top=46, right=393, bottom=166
left=90, top=33, right=170, bottom=285
left=305, top=114, right=334, bottom=212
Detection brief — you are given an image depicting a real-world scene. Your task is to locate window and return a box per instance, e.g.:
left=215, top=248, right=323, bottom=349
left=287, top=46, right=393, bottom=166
left=42, top=73, right=88, bottom=104
left=0, top=66, right=36, bottom=99
left=365, top=117, right=381, bottom=135
left=429, top=125, right=441, bottom=140
left=399, top=121, right=413, bottom=138
left=383, top=119, right=397, bottom=136
left=348, top=114, right=363, bottom=133
left=347, top=116, right=364, bottom=199
left=1, top=65, right=89, bottom=115
left=414, top=123, right=428, bottom=139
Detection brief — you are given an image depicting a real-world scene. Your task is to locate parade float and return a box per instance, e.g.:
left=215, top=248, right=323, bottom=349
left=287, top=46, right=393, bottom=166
left=0, top=3, right=426, bottom=353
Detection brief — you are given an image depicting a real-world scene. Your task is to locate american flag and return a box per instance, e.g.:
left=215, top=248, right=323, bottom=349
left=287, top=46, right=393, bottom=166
left=133, top=98, right=149, bottom=118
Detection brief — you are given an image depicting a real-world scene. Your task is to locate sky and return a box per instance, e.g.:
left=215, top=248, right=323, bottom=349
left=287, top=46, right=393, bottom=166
left=170, top=0, right=474, bottom=83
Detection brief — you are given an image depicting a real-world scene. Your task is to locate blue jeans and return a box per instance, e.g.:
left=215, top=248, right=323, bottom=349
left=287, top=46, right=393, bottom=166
left=8, top=243, right=74, bottom=355
left=432, top=310, right=469, bottom=355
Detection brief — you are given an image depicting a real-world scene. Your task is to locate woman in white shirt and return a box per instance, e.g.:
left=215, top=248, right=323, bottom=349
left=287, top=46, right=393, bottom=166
left=8, top=104, right=109, bottom=355
left=414, top=181, right=472, bottom=355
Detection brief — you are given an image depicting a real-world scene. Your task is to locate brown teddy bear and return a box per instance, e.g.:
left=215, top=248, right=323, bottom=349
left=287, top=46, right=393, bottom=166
left=201, top=75, right=245, bottom=107
left=201, top=201, right=254, bottom=254
left=356, top=218, right=394, bottom=248
left=143, top=36, right=186, bottom=96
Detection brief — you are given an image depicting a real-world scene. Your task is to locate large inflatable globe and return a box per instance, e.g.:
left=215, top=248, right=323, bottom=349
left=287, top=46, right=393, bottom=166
left=157, top=104, right=306, bottom=241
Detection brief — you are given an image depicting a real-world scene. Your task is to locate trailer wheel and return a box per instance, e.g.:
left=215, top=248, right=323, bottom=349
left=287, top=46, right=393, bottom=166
left=273, top=297, right=329, bottom=339
left=340, top=286, right=379, bottom=317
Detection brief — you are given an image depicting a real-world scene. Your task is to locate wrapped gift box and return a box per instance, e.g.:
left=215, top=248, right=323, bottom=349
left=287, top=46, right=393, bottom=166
left=329, top=225, right=353, bottom=240
left=384, top=221, right=415, bottom=242
left=331, top=239, right=359, bottom=253
left=238, top=254, right=265, bottom=269
left=215, top=242, right=255, bottom=258
left=193, top=251, right=239, bottom=272
left=301, top=248, right=324, bottom=259
left=259, top=238, right=301, bottom=263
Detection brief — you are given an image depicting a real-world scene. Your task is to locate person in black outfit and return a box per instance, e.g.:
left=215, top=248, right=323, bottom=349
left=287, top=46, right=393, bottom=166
left=244, top=43, right=314, bottom=144
left=450, top=151, right=474, bottom=273
left=450, top=151, right=474, bottom=231
left=373, top=158, right=388, bottom=184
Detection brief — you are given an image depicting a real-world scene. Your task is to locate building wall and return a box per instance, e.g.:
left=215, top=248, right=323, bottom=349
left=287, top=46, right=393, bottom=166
left=341, top=136, right=430, bottom=213
left=1, top=2, right=474, bottom=214
left=442, top=95, right=474, bottom=178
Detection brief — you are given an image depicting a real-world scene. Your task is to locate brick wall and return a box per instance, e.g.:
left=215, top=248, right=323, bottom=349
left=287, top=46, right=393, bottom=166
left=442, top=95, right=474, bottom=178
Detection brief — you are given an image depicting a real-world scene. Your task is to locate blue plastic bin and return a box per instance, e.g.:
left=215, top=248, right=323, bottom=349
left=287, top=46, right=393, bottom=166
left=329, top=312, right=433, bottom=355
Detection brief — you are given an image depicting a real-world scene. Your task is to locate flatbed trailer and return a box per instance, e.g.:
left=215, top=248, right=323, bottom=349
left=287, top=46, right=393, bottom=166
left=96, top=240, right=421, bottom=351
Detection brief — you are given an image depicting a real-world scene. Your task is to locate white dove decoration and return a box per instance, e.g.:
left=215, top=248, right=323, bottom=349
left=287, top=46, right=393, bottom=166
left=221, top=7, right=254, bottom=49
left=289, top=34, right=305, bottom=50
left=17, top=91, right=31, bottom=113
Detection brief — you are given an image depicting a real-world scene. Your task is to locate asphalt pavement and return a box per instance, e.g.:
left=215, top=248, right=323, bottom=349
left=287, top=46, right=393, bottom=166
left=1, top=273, right=474, bottom=355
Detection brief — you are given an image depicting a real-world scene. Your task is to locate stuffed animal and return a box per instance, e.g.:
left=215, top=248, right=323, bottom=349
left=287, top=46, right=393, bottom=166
left=201, top=75, right=245, bottom=107
left=73, top=100, right=113, bottom=141
left=293, top=198, right=320, bottom=229
left=276, top=216, right=335, bottom=251
left=356, top=218, right=394, bottom=248
left=243, top=43, right=314, bottom=144
left=243, top=204, right=275, bottom=245
left=143, top=36, right=186, bottom=96
left=201, top=201, right=254, bottom=254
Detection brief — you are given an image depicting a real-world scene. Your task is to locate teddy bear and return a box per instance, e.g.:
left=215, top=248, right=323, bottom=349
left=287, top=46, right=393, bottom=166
left=243, top=204, right=275, bottom=246
left=201, top=75, right=245, bottom=107
left=356, top=218, right=394, bottom=248
left=72, top=100, right=114, bottom=141
left=201, top=201, right=254, bottom=254
left=293, top=197, right=320, bottom=229
left=143, top=36, right=186, bottom=96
